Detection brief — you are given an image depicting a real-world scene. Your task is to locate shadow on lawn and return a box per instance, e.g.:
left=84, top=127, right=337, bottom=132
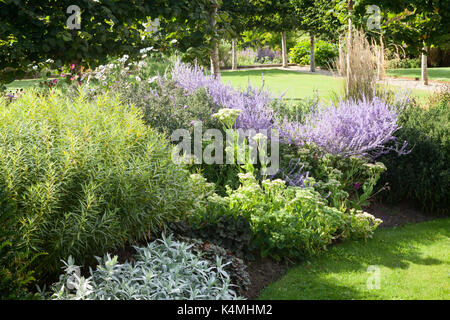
left=260, top=219, right=450, bottom=300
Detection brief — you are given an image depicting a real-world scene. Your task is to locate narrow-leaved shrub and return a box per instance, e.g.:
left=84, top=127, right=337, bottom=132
left=0, top=91, right=203, bottom=277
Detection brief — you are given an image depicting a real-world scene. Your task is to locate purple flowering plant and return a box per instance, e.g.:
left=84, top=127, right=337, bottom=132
left=171, top=61, right=407, bottom=160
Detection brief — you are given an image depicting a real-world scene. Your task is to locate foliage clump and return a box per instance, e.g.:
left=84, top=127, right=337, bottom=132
left=379, top=93, right=450, bottom=215
left=0, top=91, right=204, bottom=279
left=49, top=235, right=242, bottom=300
left=289, top=40, right=338, bottom=69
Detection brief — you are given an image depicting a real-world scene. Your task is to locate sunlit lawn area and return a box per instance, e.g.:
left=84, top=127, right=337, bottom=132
left=221, top=69, right=432, bottom=102
left=386, top=67, right=450, bottom=82
left=221, top=69, right=344, bottom=100
left=258, top=219, right=450, bottom=300
left=5, top=78, right=42, bottom=92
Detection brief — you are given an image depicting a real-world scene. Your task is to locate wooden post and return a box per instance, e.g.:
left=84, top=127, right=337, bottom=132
left=281, top=31, right=288, bottom=68
left=421, top=45, right=429, bottom=86
left=338, top=37, right=344, bottom=76
left=232, top=39, right=238, bottom=70
left=378, top=34, right=385, bottom=80
left=346, top=0, right=354, bottom=96
left=310, top=32, right=315, bottom=72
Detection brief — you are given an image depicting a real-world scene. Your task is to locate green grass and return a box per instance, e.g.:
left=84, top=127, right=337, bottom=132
left=221, top=69, right=432, bottom=101
left=5, top=78, right=42, bottom=93
left=6, top=69, right=434, bottom=101
left=386, top=67, right=450, bottom=82
left=221, top=69, right=344, bottom=101
left=258, top=219, right=450, bottom=300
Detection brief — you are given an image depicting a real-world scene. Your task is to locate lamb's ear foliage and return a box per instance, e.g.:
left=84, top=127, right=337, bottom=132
left=49, top=235, right=242, bottom=300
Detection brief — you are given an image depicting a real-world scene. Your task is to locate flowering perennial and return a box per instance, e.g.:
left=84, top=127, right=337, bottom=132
left=278, top=97, right=407, bottom=158
left=170, top=61, right=404, bottom=159
left=171, top=61, right=275, bottom=131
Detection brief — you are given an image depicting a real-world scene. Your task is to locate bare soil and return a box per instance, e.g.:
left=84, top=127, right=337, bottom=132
left=244, top=258, right=289, bottom=300
left=365, top=201, right=434, bottom=228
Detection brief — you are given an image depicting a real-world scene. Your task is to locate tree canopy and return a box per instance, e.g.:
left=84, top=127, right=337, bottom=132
left=0, top=0, right=217, bottom=83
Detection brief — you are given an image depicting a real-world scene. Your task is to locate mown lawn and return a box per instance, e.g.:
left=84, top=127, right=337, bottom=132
left=386, top=67, right=450, bottom=82
left=221, top=69, right=344, bottom=100
left=221, top=69, right=431, bottom=101
left=5, top=78, right=42, bottom=93
left=258, top=219, right=450, bottom=300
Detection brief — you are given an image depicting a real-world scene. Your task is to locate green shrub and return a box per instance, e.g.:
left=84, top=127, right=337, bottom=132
left=170, top=201, right=254, bottom=259
left=121, top=79, right=217, bottom=134
left=0, top=91, right=204, bottom=279
left=378, top=97, right=450, bottom=215
left=181, top=237, right=251, bottom=296
left=289, top=40, right=338, bottom=69
left=289, top=40, right=310, bottom=65
left=386, top=58, right=421, bottom=70
left=0, top=189, right=40, bottom=299
left=200, top=171, right=381, bottom=260
left=277, top=145, right=387, bottom=211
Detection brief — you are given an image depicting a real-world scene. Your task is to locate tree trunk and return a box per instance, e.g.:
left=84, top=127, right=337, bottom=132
left=281, top=31, right=288, bottom=68
left=310, top=32, right=315, bottom=72
left=346, top=0, right=354, bottom=96
left=210, top=43, right=220, bottom=77
left=422, top=45, right=429, bottom=86
left=209, top=2, right=220, bottom=78
left=232, top=39, right=238, bottom=70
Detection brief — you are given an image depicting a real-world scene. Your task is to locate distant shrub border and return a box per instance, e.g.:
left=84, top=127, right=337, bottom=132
left=289, top=40, right=338, bottom=69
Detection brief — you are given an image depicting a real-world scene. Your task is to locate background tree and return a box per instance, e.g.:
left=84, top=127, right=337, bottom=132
left=0, top=0, right=217, bottom=85
left=291, top=0, right=341, bottom=72
left=244, top=0, right=299, bottom=67
left=333, top=0, right=450, bottom=85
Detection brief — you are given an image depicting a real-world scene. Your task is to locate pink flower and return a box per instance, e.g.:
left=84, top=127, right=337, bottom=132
left=52, top=79, right=58, bottom=84
left=70, top=76, right=75, bottom=81
left=70, top=64, right=76, bottom=70
left=61, top=74, right=66, bottom=78
left=355, top=183, right=360, bottom=190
